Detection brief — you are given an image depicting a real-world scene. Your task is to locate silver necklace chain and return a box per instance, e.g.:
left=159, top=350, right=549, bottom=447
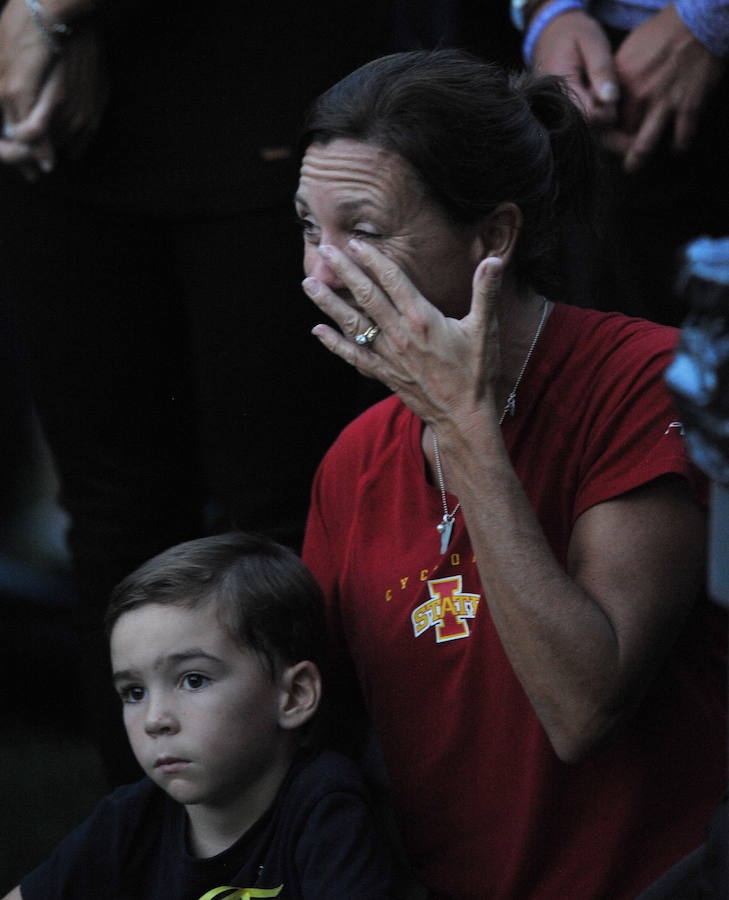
left=432, top=299, right=549, bottom=554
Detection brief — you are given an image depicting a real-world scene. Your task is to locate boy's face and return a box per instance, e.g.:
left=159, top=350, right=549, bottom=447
left=110, top=602, right=291, bottom=811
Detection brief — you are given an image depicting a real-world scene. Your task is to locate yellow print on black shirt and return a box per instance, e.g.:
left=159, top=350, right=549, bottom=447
left=198, top=886, right=284, bottom=899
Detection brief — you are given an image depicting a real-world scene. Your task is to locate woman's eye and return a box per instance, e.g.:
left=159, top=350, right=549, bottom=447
left=119, top=685, right=145, bottom=704
left=181, top=673, right=209, bottom=691
left=295, top=216, right=319, bottom=243
left=351, top=227, right=382, bottom=240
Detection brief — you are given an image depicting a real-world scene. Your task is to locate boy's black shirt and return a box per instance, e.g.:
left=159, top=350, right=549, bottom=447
left=21, top=750, right=393, bottom=899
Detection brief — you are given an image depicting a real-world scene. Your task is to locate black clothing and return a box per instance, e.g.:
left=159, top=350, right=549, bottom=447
left=0, top=2, right=391, bottom=784
left=20, top=751, right=393, bottom=900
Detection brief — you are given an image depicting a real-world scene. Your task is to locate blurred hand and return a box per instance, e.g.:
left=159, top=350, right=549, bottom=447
left=0, top=0, right=55, bottom=121
left=18, top=26, right=108, bottom=156
left=0, top=17, right=107, bottom=179
left=600, top=4, right=725, bottom=172
left=532, top=9, right=620, bottom=126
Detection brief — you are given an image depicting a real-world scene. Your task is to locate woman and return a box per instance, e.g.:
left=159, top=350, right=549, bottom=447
left=298, top=51, right=726, bottom=899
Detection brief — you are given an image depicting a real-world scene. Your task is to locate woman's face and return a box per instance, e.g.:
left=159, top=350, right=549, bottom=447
left=296, top=139, right=483, bottom=319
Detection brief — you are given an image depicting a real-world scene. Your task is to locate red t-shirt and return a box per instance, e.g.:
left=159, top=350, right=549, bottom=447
left=303, top=304, right=727, bottom=899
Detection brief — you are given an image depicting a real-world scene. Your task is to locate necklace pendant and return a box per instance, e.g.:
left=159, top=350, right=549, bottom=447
left=437, top=515, right=454, bottom=554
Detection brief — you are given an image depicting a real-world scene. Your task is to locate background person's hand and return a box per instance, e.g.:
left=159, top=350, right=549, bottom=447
left=0, top=0, right=56, bottom=123
left=14, top=26, right=108, bottom=158
left=0, top=0, right=107, bottom=180
left=600, top=4, right=725, bottom=172
left=0, top=0, right=56, bottom=177
left=531, top=8, right=620, bottom=126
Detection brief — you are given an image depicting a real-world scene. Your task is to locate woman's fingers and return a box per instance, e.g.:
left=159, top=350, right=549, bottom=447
left=301, top=241, right=400, bottom=350
left=317, top=240, right=421, bottom=323
left=468, top=256, right=503, bottom=398
left=345, top=238, right=421, bottom=315
left=319, top=243, right=387, bottom=319
left=301, top=276, right=380, bottom=345
left=301, top=248, right=395, bottom=382
left=470, top=256, right=503, bottom=328
left=310, top=321, right=382, bottom=373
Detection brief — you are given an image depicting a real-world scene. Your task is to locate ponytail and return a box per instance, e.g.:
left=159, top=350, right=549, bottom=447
left=509, top=70, right=599, bottom=294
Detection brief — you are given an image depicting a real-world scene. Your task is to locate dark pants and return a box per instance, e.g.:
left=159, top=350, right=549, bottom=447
left=0, top=180, right=365, bottom=782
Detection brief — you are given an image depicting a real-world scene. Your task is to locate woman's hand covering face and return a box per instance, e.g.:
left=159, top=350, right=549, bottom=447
left=302, top=238, right=505, bottom=432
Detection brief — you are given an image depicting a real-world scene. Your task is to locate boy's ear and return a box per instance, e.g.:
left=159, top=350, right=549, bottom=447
left=277, top=660, right=321, bottom=731
left=472, top=202, right=522, bottom=267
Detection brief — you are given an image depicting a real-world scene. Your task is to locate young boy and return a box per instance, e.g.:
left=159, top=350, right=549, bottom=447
left=4, top=532, right=393, bottom=900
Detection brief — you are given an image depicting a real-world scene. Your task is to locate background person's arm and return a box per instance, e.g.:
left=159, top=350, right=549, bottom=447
left=601, top=3, right=726, bottom=171
left=0, top=0, right=108, bottom=176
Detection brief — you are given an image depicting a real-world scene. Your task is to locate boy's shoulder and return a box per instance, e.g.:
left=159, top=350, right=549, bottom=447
left=251, top=750, right=393, bottom=898
left=282, top=750, right=372, bottom=804
left=20, top=778, right=173, bottom=900
left=48, top=775, right=164, bottom=840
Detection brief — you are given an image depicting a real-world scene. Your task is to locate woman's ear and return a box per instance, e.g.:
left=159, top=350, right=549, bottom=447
left=277, top=660, right=322, bottom=731
left=477, top=202, right=522, bottom=266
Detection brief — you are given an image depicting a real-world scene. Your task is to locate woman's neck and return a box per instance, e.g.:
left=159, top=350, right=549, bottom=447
left=496, top=285, right=550, bottom=404
left=421, top=284, right=551, bottom=489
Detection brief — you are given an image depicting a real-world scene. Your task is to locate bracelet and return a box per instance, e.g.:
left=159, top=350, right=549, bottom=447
left=523, top=0, right=585, bottom=65
left=24, top=0, right=72, bottom=53
left=511, top=0, right=531, bottom=31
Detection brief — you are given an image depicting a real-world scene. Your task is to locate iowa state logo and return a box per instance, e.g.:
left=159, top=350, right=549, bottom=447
left=411, top=575, right=481, bottom=643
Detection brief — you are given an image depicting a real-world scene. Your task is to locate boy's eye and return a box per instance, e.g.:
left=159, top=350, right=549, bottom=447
left=181, top=673, right=209, bottom=691
left=119, top=685, right=145, bottom=704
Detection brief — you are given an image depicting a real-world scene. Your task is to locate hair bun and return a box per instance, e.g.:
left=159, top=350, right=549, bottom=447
left=514, top=71, right=597, bottom=224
